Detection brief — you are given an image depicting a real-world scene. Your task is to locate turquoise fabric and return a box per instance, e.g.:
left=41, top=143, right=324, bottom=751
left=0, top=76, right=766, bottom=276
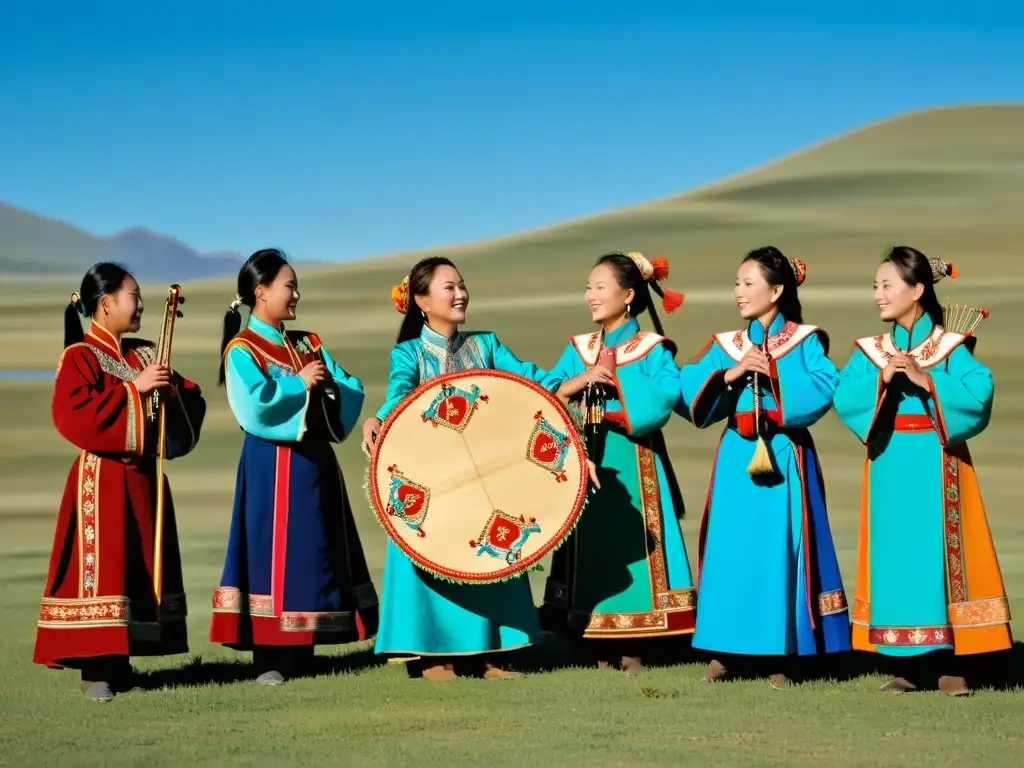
left=373, top=324, right=565, bottom=656
left=834, top=316, right=994, bottom=656
left=224, top=315, right=364, bottom=441
left=679, top=314, right=841, bottom=655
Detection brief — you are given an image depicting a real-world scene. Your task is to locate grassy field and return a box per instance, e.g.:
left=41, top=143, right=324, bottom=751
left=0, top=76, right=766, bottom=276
left=3, top=105, right=1024, bottom=766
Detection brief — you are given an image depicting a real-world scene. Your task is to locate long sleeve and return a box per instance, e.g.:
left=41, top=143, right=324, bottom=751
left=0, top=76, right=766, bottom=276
left=833, top=347, right=883, bottom=444
left=376, top=343, right=420, bottom=421
left=926, top=344, right=993, bottom=446
left=776, top=332, right=838, bottom=429
left=164, top=373, right=206, bottom=459
left=319, top=345, right=364, bottom=440
left=224, top=345, right=311, bottom=441
left=52, top=345, right=147, bottom=455
left=613, top=343, right=682, bottom=436
left=678, top=339, right=735, bottom=428
left=489, top=333, right=565, bottom=393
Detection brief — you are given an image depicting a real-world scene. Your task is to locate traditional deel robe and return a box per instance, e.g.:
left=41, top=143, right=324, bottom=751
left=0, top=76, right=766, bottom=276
left=373, top=324, right=565, bottom=657
left=678, top=314, right=850, bottom=656
left=540, top=318, right=695, bottom=638
left=833, top=316, right=1011, bottom=656
left=34, top=322, right=206, bottom=667
left=210, top=315, right=379, bottom=649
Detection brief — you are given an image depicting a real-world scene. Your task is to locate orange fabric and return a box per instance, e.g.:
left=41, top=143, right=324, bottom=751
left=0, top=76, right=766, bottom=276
left=948, top=445, right=1013, bottom=654
left=853, top=447, right=1012, bottom=655
left=851, top=458, right=874, bottom=652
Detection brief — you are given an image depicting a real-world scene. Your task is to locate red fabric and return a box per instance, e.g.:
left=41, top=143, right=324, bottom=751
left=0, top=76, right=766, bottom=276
left=730, top=409, right=782, bottom=438
left=34, top=333, right=204, bottom=667
left=894, top=415, right=934, bottom=432
left=52, top=345, right=143, bottom=455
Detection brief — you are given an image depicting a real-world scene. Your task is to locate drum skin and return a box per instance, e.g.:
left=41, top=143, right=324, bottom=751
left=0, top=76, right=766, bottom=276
left=368, top=369, right=588, bottom=584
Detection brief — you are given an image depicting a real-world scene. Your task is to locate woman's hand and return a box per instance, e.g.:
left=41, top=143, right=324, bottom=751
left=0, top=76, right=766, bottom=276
left=134, top=364, right=172, bottom=395
left=362, top=417, right=382, bottom=456
left=890, top=352, right=929, bottom=389
left=587, top=460, right=601, bottom=490
left=723, top=347, right=770, bottom=385
left=297, top=361, right=327, bottom=390
left=557, top=367, right=615, bottom=398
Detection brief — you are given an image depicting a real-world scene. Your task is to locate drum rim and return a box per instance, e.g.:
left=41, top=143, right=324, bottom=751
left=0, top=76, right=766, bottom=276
left=368, top=368, right=588, bottom=584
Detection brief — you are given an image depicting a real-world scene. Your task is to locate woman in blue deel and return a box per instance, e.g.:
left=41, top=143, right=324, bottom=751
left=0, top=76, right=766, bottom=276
left=678, top=246, right=850, bottom=688
left=210, top=248, right=379, bottom=684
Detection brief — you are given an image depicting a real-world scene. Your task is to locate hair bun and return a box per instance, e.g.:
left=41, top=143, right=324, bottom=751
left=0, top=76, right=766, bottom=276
left=928, top=257, right=957, bottom=283
left=625, top=252, right=655, bottom=281
left=788, top=257, right=807, bottom=286
left=391, top=275, right=410, bottom=314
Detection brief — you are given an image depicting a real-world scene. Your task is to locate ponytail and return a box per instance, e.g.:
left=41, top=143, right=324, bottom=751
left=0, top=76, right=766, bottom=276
left=218, top=295, right=245, bottom=386
left=642, top=283, right=679, bottom=357
left=396, top=309, right=426, bottom=344
left=64, top=292, right=85, bottom=348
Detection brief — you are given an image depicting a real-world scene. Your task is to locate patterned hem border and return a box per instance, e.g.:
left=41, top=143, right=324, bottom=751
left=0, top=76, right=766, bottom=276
left=868, top=626, right=952, bottom=646
left=818, top=589, right=849, bottom=616
left=38, top=593, right=187, bottom=628
left=211, top=587, right=359, bottom=632
left=948, top=597, right=1012, bottom=628
left=567, top=602, right=696, bottom=636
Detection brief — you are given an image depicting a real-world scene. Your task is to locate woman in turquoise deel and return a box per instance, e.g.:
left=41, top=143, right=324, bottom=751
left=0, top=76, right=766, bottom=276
left=833, top=247, right=1011, bottom=696
left=361, top=256, right=607, bottom=681
left=539, top=251, right=695, bottom=674
left=678, top=247, right=850, bottom=688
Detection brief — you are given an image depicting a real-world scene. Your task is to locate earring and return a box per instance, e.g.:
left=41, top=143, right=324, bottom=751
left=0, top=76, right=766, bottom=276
left=421, top=309, right=427, bottom=319
left=625, top=304, right=631, bottom=318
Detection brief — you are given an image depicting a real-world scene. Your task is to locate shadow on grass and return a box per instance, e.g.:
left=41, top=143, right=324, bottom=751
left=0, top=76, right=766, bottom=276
left=514, top=633, right=1024, bottom=691
left=127, top=637, right=1024, bottom=692
left=130, top=648, right=385, bottom=691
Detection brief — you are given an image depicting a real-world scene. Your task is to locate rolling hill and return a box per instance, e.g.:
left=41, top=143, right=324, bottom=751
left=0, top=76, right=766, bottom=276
left=338, top=103, right=1024, bottom=292
left=4, top=104, right=1023, bottom=293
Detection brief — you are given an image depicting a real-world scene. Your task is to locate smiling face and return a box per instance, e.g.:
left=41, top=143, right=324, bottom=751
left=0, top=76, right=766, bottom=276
left=416, top=264, right=469, bottom=324
left=585, top=263, right=633, bottom=325
left=734, top=260, right=782, bottom=320
left=97, top=275, right=144, bottom=334
left=874, top=260, right=922, bottom=322
left=255, top=264, right=300, bottom=324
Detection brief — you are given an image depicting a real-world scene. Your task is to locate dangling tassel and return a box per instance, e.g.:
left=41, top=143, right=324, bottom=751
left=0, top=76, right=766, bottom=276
left=661, top=289, right=685, bottom=314
left=650, top=257, right=670, bottom=281
left=747, top=371, right=774, bottom=477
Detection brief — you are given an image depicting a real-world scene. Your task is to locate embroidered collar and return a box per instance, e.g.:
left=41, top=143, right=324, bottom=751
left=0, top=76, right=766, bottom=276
left=746, top=313, right=787, bottom=347
left=570, top=319, right=666, bottom=367
left=247, top=314, right=287, bottom=346
left=891, top=315, right=933, bottom=353
left=603, top=318, right=640, bottom=349
left=420, top=323, right=467, bottom=354
left=714, top=317, right=821, bottom=363
left=855, top=322, right=963, bottom=370
left=86, top=321, right=124, bottom=361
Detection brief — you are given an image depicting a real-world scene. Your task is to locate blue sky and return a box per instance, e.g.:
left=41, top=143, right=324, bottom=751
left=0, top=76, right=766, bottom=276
left=2, top=2, right=1023, bottom=261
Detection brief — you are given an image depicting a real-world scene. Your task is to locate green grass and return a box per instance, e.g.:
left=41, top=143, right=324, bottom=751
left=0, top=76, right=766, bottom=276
left=3, top=104, right=1024, bottom=766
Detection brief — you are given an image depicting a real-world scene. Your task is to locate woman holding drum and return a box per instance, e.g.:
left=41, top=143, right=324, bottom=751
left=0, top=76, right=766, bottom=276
left=362, top=256, right=605, bottom=681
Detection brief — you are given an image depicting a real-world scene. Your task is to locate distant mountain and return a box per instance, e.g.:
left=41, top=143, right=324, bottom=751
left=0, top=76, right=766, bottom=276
left=103, top=227, right=243, bottom=280
left=0, top=203, right=244, bottom=280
